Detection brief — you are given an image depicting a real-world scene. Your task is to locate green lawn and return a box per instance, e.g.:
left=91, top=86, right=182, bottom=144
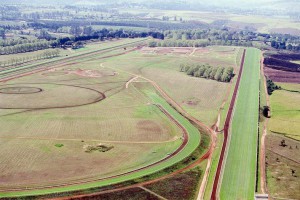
left=220, top=48, right=260, bottom=200
left=268, top=83, right=300, bottom=140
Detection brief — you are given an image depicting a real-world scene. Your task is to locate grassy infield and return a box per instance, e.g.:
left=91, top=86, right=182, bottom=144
left=0, top=90, right=201, bottom=198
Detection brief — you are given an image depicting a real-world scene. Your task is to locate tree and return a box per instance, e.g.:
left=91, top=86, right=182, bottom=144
left=209, top=67, right=218, bottom=79
left=70, top=25, right=82, bottom=36
left=38, top=29, right=52, bottom=40
left=214, top=67, right=224, bottom=81
left=287, top=44, right=293, bottom=50
left=0, top=28, right=5, bottom=39
left=291, top=169, right=296, bottom=177
left=83, top=26, right=93, bottom=35
left=187, top=66, right=196, bottom=76
left=148, top=41, right=157, bottom=48
left=280, top=139, right=286, bottom=147
left=179, top=64, right=185, bottom=72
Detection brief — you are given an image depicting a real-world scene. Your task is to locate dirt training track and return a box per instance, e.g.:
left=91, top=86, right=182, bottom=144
left=210, top=49, right=246, bottom=200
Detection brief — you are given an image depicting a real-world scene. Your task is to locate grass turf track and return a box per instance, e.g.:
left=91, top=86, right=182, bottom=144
left=0, top=87, right=201, bottom=198
left=219, top=48, right=260, bottom=199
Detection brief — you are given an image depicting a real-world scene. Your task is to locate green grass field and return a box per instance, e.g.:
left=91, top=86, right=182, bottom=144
left=268, top=83, right=300, bottom=140
left=220, top=48, right=261, bottom=200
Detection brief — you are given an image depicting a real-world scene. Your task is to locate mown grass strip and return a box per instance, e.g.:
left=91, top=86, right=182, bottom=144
left=220, top=48, right=260, bottom=200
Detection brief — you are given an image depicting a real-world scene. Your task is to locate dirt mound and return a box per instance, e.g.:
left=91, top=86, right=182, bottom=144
left=83, top=143, right=114, bottom=153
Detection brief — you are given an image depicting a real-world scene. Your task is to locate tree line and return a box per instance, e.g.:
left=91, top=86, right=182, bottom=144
left=0, top=41, right=56, bottom=55
left=0, top=38, right=50, bottom=47
left=0, top=49, right=60, bottom=67
left=180, top=64, right=234, bottom=82
left=149, top=39, right=252, bottom=48
left=147, top=29, right=300, bottom=51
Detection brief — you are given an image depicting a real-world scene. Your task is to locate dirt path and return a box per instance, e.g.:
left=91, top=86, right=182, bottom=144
left=190, top=48, right=197, bottom=56
left=126, top=76, right=139, bottom=88
left=67, top=48, right=75, bottom=53
left=260, top=53, right=269, bottom=194
left=139, top=186, right=168, bottom=200
left=210, top=49, right=246, bottom=200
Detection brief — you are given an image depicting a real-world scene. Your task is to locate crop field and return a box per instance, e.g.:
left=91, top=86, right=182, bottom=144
left=220, top=48, right=260, bottom=199
left=266, top=134, right=300, bottom=199
left=102, top=46, right=240, bottom=126
left=268, top=83, right=300, bottom=140
left=120, top=9, right=300, bottom=35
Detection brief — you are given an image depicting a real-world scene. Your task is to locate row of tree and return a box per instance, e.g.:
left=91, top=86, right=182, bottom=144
left=0, top=49, right=60, bottom=67
left=180, top=64, right=234, bottom=82
left=149, top=39, right=252, bottom=48
left=159, top=29, right=300, bottom=51
left=0, top=41, right=55, bottom=55
left=0, top=38, right=49, bottom=47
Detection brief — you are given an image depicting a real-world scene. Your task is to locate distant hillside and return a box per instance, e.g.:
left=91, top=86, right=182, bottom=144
left=0, top=0, right=119, bottom=5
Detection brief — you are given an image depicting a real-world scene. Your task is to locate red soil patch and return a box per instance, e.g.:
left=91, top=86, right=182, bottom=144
left=42, top=68, right=116, bottom=78
left=270, top=28, right=300, bottom=36
left=182, top=100, right=199, bottom=106
left=137, top=120, right=163, bottom=133
left=194, top=48, right=210, bottom=54
left=264, top=67, right=300, bottom=83
left=140, top=47, right=193, bottom=55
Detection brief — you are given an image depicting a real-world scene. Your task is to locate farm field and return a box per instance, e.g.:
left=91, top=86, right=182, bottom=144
left=220, top=48, right=261, bottom=199
left=120, top=9, right=300, bottom=35
left=268, top=83, right=300, bottom=140
left=266, top=134, right=300, bottom=199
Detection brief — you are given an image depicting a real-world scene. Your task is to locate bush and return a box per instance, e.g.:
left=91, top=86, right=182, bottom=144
left=55, top=144, right=64, bottom=148
left=266, top=78, right=280, bottom=95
